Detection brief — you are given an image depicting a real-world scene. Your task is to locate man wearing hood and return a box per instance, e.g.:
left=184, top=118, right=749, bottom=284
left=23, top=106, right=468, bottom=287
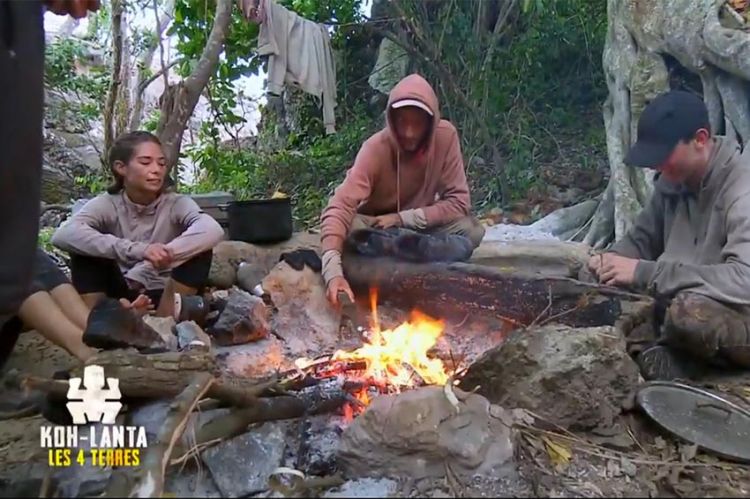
left=320, top=74, right=485, bottom=305
left=588, top=90, right=750, bottom=380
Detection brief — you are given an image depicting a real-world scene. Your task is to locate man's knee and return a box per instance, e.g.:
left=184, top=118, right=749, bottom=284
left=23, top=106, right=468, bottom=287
left=664, top=291, right=750, bottom=367
left=350, top=214, right=376, bottom=233
left=435, top=216, right=485, bottom=248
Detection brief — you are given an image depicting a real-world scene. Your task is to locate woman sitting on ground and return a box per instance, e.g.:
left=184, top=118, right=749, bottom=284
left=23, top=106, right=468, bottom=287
left=52, top=131, right=224, bottom=318
left=0, top=249, right=151, bottom=364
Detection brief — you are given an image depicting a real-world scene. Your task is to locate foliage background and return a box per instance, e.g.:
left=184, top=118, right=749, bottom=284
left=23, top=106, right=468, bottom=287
left=43, top=0, right=608, bottom=229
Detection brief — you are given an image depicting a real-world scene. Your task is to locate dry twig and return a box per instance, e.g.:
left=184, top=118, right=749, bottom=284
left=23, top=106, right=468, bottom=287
left=130, top=373, right=214, bottom=498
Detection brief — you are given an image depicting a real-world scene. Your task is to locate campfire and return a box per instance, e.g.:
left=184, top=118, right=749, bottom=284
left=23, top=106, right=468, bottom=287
left=293, top=288, right=453, bottom=419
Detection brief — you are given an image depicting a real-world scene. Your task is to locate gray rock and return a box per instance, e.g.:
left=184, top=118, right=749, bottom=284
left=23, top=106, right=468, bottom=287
left=296, top=415, right=346, bottom=476
left=142, top=316, right=178, bottom=351
left=54, top=423, right=112, bottom=497
left=164, top=468, right=222, bottom=497
left=262, top=261, right=341, bottom=358
left=461, top=324, right=641, bottom=430
left=209, top=288, right=269, bottom=346
left=323, top=478, right=399, bottom=498
left=128, top=400, right=171, bottom=443
left=338, top=386, right=516, bottom=480
left=208, top=234, right=321, bottom=288
left=215, top=337, right=289, bottom=378
left=369, top=38, right=409, bottom=94
left=176, top=320, right=212, bottom=351
left=237, top=261, right=269, bottom=293
left=202, top=422, right=288, bottom=497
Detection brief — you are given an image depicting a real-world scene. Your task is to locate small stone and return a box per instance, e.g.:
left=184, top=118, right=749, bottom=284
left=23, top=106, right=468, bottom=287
left=176, top=321, right=212, bottom=351
left=322, top=478, right=399, bottom=498
left=461, top=324, right=640, bottom=430
left=202, top=422, right=288, bottom=497
left=142, top=316, right=178, bottom=351
left=208, top=288, right=269, bottom=346
left=237, top=262, right=268, bottom=294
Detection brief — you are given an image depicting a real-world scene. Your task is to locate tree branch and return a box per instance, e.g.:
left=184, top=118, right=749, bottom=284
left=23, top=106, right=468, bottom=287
left=130, top=373, right=214, bottom=498
left=158, top=0, right=234, bottom=170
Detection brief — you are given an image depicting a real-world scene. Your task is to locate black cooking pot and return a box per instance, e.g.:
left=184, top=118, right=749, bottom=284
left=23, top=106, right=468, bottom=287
left=221, top=198, right=293, bottom=244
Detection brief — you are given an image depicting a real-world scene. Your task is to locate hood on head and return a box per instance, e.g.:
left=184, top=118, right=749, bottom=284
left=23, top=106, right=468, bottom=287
left=386, top=74, right=440, bottom=153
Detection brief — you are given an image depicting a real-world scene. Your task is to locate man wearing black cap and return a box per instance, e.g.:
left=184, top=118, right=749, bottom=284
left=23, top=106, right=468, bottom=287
left=588, top=90, right=750, bottom=380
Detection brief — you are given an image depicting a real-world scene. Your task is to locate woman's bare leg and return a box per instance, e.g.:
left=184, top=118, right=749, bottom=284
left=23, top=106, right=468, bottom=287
left=80, top=292, right=107, bottom=310
left=18, top=291, right=96, bottom=361
left=49, top=283, right=90, bottom=330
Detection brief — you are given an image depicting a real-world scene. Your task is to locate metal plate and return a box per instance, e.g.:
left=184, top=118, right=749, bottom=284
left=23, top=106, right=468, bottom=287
left=636, top=381, right=750, bottom=462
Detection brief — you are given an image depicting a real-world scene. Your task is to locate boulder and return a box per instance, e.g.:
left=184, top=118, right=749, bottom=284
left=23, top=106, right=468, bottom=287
left=470, top=240, right=592, bottom=278
left=460, top=324, right=640, bottom=430
left=338, top=386, right=516, bottom=480
left=201, top=422, right=288, bottom=497
left=208, top=233, right=321, bottom=288
left=262, top=261, right=341, bottom=358
left=208, top=288, right=269, bottom=346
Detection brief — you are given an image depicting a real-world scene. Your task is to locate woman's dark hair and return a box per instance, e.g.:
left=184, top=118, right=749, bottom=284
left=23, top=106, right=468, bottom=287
left=106, top=131, right=163, bottom=194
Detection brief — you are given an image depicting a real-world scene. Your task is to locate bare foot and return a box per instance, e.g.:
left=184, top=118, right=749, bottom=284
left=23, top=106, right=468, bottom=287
left=119, top=294, right=154, bottom=316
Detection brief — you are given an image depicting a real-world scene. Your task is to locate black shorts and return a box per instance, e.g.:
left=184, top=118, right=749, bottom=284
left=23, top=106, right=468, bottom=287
left=69, top=251, right=213, bottom=303
left=30, top=248, right=69, bottom=294
left=0, top=248, right=68, bottom=368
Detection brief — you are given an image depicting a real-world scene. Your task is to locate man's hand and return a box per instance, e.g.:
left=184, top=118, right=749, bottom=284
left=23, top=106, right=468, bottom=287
left=373, top=213, right=402, bottom=230
left=326, top=276, right=354, bottom=306
left=45, top=0, right=101, bottom=19
left=594, top=253, right=639, bottom=287
left=144, top=243, right=174, bottom=270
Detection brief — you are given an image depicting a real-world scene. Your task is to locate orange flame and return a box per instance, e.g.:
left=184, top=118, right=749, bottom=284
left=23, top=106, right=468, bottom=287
left=332, top=288, right=449, bottom=388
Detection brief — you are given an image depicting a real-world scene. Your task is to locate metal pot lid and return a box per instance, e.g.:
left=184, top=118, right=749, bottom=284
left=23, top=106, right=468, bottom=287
left=636, top=381, right=750, bottom=462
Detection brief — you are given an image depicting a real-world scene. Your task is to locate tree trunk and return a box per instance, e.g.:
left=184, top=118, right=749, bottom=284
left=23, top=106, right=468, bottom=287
left=129, top=0, right=175, bottom=131
left=103, top=0, right=125, bottom=162
left=156, top=0, right=234, bottom=172
left=582, top=0, right=750, bottom=249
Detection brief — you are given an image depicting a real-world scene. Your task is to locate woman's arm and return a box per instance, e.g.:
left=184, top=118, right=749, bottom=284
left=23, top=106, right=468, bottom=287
left=51, top=195, right=148, bottom=265
left=166, top=196, right=225, bottom=266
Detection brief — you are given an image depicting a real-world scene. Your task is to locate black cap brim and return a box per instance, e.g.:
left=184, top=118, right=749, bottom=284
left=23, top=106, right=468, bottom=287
left=624, top=140, right=675, bottom=168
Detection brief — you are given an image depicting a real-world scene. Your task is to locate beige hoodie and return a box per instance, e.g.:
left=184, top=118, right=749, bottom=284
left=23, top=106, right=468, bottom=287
left=52, top=192, right=224, bottom=290
left=611, top=136, right=750, bottom=306
left=319, top=74, right=472, bottom=283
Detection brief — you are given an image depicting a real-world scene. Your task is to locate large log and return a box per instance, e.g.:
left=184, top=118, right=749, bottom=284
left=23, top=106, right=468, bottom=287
left=342, top=255, right=654, bottom=331
left=19, top=350, right=271, bottom=408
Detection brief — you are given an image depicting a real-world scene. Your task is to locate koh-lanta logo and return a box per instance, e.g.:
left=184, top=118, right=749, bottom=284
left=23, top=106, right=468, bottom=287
left=40, top=365, right=148, bottom=467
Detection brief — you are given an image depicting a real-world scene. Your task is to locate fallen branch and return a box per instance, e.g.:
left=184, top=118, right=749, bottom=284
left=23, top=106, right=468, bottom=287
left=170, top=396, right=306, bottom=464
left=130, top=373, right=214, bottom=498
left=19, top=373, right=270, bottom=409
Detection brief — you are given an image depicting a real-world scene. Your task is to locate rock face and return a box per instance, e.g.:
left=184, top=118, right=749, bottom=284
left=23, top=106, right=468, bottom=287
left=460, top=324, right=640, bottom=430
left=338, top=386, right=516, bottom=480
left=262, top=261, right=341, bottom=358
left=41, top=128, right=96, bottom=204
left=208, top=288, right=269, bottom=346
left=208, top=233, right=321, bottom=288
